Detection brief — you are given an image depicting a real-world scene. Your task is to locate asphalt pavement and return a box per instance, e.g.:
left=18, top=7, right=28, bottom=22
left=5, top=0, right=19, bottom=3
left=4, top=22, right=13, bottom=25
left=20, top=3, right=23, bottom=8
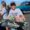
left=24, top=14, right=30, bottom=30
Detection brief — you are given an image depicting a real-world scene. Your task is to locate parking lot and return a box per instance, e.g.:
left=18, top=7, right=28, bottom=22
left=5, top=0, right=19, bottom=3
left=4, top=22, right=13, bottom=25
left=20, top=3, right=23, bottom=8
left=24, top=14, right=30, bottom=30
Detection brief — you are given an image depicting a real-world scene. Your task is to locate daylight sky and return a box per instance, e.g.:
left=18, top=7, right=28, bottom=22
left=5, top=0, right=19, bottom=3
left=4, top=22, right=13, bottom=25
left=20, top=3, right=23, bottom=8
left=0, top=0, right=30, bottom=5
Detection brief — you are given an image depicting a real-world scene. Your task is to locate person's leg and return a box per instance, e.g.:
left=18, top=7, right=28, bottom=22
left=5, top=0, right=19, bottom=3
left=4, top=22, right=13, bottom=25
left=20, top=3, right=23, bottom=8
left=6, top=27, right=11, bottom=30
left=0, top=24, right=6, bottom=30
left=6, top=27, right=8, bottom=30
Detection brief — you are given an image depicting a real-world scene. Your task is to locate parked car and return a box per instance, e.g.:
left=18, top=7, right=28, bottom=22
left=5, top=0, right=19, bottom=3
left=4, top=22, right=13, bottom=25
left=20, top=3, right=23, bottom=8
left=16, top=1, right=30, bottom=13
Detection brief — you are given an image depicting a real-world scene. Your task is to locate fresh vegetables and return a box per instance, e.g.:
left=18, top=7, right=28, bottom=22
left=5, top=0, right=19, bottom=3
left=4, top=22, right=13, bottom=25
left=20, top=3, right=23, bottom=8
left=9, top=16, right=15, bottom=21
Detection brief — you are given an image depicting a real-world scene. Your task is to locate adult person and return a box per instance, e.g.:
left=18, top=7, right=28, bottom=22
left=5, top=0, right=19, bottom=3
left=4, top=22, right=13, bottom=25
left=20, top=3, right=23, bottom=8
left=7, top=2, right=25, bottom=30
left=1, top=1, right=7, bottom=19
left=0, top=1, right=7, bottom=30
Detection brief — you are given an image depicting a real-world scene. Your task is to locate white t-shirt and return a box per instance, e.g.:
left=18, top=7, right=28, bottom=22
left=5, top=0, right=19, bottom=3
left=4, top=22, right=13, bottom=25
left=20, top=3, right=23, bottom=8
left=9, top=8, right=23, bottom=16
left=1, top=7, right=7, bottom=19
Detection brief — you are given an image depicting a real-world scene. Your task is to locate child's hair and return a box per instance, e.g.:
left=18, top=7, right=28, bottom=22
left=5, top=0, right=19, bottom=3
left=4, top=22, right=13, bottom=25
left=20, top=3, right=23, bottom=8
left=1, top=1, right=6, bottom=7
left=10, top=2, right=16, bottom=6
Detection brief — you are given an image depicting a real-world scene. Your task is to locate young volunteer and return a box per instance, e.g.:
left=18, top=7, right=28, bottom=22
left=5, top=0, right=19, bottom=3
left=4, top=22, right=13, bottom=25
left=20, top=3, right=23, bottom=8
left=7, top=2, right=25, bottom=30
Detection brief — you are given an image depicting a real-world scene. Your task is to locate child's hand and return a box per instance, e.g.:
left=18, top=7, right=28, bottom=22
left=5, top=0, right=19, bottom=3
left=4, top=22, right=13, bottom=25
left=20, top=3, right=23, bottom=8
left=15, top=15, right=25, bottom=22
left=15, top=16, right=20, bottom=22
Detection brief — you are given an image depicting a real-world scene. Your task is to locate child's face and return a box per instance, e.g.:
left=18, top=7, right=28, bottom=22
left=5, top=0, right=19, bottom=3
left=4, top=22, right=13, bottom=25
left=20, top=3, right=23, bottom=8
left=11, top=5, right=16, bottom=10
